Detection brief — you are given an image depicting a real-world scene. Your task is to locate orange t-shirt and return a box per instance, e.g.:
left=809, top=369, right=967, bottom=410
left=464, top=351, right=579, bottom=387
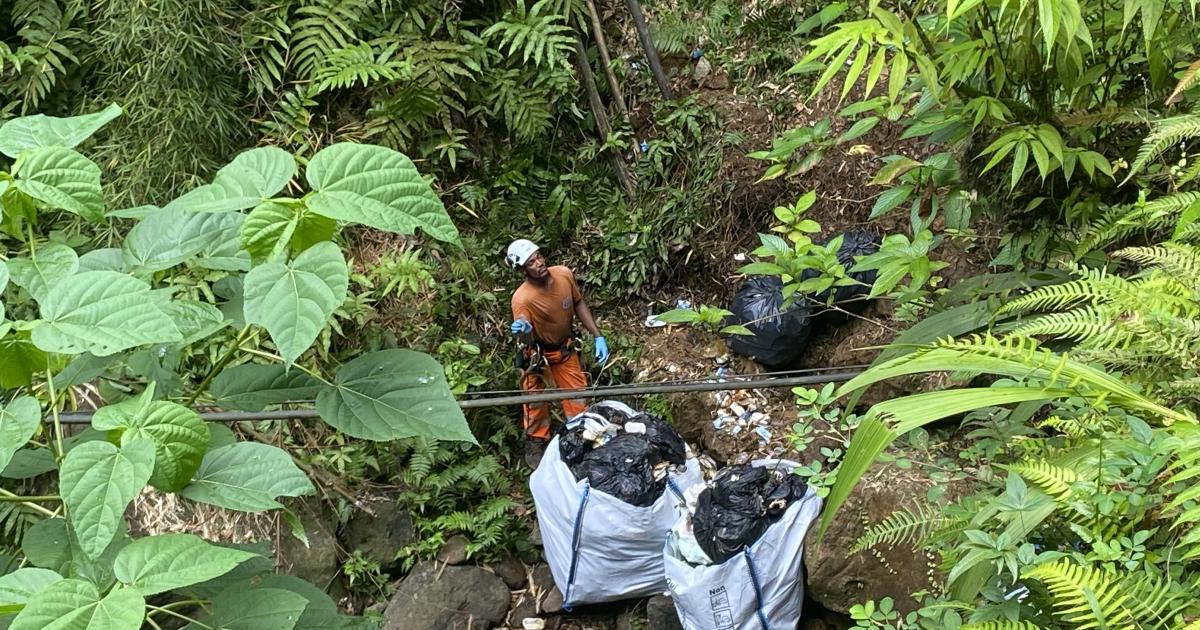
left=511, top=266, right=583, bottom=344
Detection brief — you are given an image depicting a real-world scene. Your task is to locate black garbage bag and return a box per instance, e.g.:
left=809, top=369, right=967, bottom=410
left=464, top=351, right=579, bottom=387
left=577, top=433, right=665, bottom=507
left=801, top=230, right=881, bottom=306
left=692, top=464, right=809, bottom=564
left=558, top=425, right=592, bottom=468
left=639, top=414, right=687, bottom=466
left=726, top=276, right=813, bottom=368
left=588, top=401, right=638, bottom=424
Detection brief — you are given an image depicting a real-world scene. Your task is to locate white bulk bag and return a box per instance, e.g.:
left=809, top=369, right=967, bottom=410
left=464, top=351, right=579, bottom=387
left=663, top=460, right=823, bottom=630
left=531, top=434, right=703, bottom=607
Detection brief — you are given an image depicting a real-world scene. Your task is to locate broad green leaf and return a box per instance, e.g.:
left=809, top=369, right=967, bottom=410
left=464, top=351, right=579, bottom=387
left=32, top=271, right=181, bottom=357
left=242, top=201, right=300, bottom=263
left=113, top=533, right=258, bottom=596
left=105, top=205, right=159, bottom=220
left=0, top=332, right=45, bottom=389
left=210, top=363, right=327, bottom=412
left=22, top=519, right=71, bottom=572
left=76, top=249, right=125, bottom=273
left=869, top=185, right=913, bottom=219
left=9, top=579, right=143, bottom=630
left=837, top=116, right=879, bottom=143
left=2, top=447, right=56, bottom=479
left=195, top=212, right=251, bottom=272
left=121, top=209, right=231, bottom=273
left=0, top=105, right=122, bottom=158
left=161, top=300, right=227, bottom=346
left=290, top=211, right=337, bottom=256
left=13, top=148, right=104, bottom=221
left=253, top=575, right=351, bottom=630
left=0, top=397, right=41, bottom=473
left=203, top=586, right=308, bottom=630
left=60, top=439, right=155, bottom=559
left=92, top=388, right=210, bottom=492
left=869, top=157, right=922, bottom=185
left=316, top=349, right=476, bottom=442
left=651, top=309, right=700, bottom=324
left=243, top=241, right=349, bottom=364
left=7, top=243, right=79, bottom=303
left=0, top=568, right=62, bottom=615
left=306, top=143, right=460, bottom=243
left=180, top=442, right=314, bottom=512
left=164, top=147, right=295, bottom=214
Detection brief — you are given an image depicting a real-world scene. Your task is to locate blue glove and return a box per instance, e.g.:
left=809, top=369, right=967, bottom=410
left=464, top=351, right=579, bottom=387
left=510, top=318, right=532, bottom=334
left=594, top=336, right=609, bottom=364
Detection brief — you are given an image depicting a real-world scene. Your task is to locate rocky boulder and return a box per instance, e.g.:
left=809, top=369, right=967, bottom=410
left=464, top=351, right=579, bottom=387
left=646, top=594, right=684, bottom=630
left=276, top=498, right=339, bottom=588
left=384, top=561, right=510, bottom=630
left=803, top=463, right=941, bottom=613
left=341, top=497, right=415, bottom=571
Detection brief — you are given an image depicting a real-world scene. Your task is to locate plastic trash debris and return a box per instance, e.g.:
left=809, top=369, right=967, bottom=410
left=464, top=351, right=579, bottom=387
left=675, top=298, right=692, bottom=310
left=691, top=464, right=809, bottom=564
left=558, top=403, right=691, bottom=506
left=523, top=619, right=545, bottom=630
left=800, top=230, right=881, bottom=306
left=664, top=460, right=822, bottom=630
left=754, top=426, right=771, bottom=443
left=725, top=276, right=813, bottom=368
left=645, top=314, right=668, bottom=327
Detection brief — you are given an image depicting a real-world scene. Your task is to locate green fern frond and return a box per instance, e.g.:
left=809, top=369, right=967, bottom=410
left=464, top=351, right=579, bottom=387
left=482, top=0, right=575, bottom=70
left=960, top=622, right=1040, bottom=630
left=1006, top=306, right=1130, bottom=349
left=850, top=503, right=950, bottom=554
left=314, top=41, right=404, bottom=91
left=1022, top=560, right=1132, bottom=629
left=1167, top=58, right=1200, bottom=105
left=1123, top=569, right=1195, bottom=629
left=290, top=0, right=370, bottom=81
left=1127, top=114, right=1200, bottom=179
left=1115, top=243, right=1200, bottom=290
left=1004, top=460, right=1078, bottom=502
left=1001, top=268, right=1121, bottom=314
left=1080, top=192, right=1200, bottom=253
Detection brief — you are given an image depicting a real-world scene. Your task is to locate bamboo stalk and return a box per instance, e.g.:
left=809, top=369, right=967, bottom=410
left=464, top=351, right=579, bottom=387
left=583, top=0, right=629, bottom=118
left=574, top=36, right=638, bottom=197
left=623, top=0, right=674, bottom=99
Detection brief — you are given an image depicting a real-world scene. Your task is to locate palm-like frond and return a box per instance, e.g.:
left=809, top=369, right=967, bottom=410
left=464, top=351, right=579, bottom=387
left=1126, top=114, right=1200, bottom=180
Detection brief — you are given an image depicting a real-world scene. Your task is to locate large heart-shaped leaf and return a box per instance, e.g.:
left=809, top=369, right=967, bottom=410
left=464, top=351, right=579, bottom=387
left=242, top=202, right=298, bottom=263
left=121, top=209, right=232, bottom=273
left=9, top=579, right=143, bottom=630
left=195, top=212, right=251, bottom=271
left=0, top=568, right=63, bottom=615
left=76, top=248, right=125, bottom=273
left=0, top=396, right=41, bottom=473
left=180, top=442, right=313, bottom=512
left=202, top=586, right=308, bottom=630
left=7, top=243, right=79, bottom=303
left=305, top=143, right=459, bottom=243
left=21, top=519, right=71, bottom=572
left=160, top=300, right=227, bottom=346
left=60, top=439, right=155, bottom=559
left=32, top=271, right=182, bottom=356
left=0, top=104, right=122, bottom=158
left=211, top=364, right=327, bottom=412
left=113, top=533, right=258, bottom=596
left=0, top=332, right=46, bottom=389
left=164, top=147, right=295, bottom=214
left=2, top=448, right=56, bottom=479
left=316, top=349, right=475, bottom=442
left=13, top=147, right=105, bottom=221
left=92, top=387, right=210, bottom=492
left=243, top=241, right=348, bottom=364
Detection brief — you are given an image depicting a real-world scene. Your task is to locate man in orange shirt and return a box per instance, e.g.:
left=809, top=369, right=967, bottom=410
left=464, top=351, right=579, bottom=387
left=506, top=239, right=608, bottom=466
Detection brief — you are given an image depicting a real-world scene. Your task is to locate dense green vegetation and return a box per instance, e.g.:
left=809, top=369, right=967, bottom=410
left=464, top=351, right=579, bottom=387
left=2, top=0, right=1200, bottom=627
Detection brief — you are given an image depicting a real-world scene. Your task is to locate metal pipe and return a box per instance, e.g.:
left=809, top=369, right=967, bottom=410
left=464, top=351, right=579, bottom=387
left=52, top=369, right=862, bottom=424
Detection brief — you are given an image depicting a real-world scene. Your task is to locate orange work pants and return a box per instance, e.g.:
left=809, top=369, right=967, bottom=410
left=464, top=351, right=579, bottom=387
left=521, top=347, right=588, bottom=440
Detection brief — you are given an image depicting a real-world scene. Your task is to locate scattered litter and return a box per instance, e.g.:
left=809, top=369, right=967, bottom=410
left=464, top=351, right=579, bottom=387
left=675, top=298, right=692, bottom=310
left=644, top=314, right=668, bottom=328
left=522, top=619, right=545, bottom=630
left=710, top=387, right=773, bottom=446
left=733, top=252, right=747, bottom=262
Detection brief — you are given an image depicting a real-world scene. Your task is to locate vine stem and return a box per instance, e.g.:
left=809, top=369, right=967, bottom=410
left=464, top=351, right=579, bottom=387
left=185, top=326, right=253, bottom=406
left=44, top=361, right=65, bottom=466
left=147, top=604, right=212, bottom=629
left=0, top=489, right=57, bottom=517
left=237, top=348, right=333, bottom=386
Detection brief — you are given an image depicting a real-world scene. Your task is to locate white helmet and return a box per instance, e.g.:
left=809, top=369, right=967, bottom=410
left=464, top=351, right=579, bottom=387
left=505, top=239, right=539, bottom=268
